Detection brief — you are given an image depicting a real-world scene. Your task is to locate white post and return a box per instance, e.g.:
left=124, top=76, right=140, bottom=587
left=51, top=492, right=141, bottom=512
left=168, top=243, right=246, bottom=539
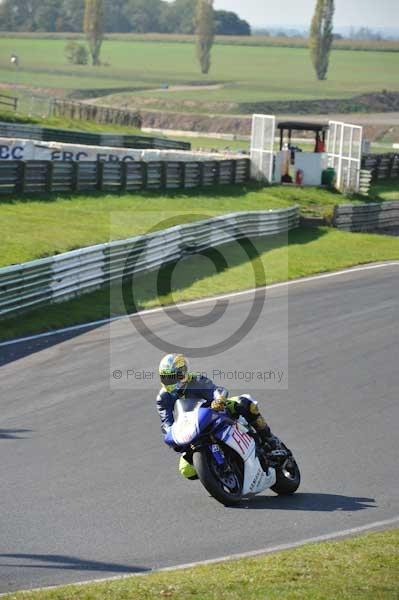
left=250, top=114, right=276, bottom=183
left=337, top=122, right=345, bottom=190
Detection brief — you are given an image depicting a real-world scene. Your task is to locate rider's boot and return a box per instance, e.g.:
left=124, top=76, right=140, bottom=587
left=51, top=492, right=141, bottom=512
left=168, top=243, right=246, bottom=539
left=255, top=421, right=291, bottom=458
left=179, top=453, right=198, bottom=481
left=234, top=396, right=291, bottom=458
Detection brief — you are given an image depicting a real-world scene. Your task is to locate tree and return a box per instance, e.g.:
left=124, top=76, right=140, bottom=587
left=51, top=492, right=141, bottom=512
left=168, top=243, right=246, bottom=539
left=0, top=0, right=250, bottom=36
left=170, top=0, right=197, bottom=34
left=35, top=0, right=62, bottom=31
left=214, top=10, right=250, bottom=36
left=125, top=0, right=163, bottom=33
left=0, top=1, right=12, bottom=30
left=309, top=0, right=335, bottom=80
left=63, top=0, right=85, bottom=32
left=0, top=0, right=40, bottom=31
left=105, top=0, right=131, bottom=33
left=195, top=0, right=214, bottom=75
left=84, top=0, right=104, bottom=65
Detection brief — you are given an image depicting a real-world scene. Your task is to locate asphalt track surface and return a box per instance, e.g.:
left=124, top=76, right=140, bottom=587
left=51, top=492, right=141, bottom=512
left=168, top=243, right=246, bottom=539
left=1, top=265, right=398, bottom=593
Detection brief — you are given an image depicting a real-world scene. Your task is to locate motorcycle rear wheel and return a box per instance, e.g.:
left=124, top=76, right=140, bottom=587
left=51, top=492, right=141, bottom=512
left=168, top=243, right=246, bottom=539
left=271, top=457, right=301, bottom=495
left=193, top=448, right=243, bottom=506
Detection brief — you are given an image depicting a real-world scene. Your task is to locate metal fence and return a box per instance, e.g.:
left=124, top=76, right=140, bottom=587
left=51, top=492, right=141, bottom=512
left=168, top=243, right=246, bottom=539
left=361, top=153, right=399, bottom=180
left=0, top=94, right=18, bottom=111
left=0, top=158, right=250, bottom=196
left=0, top=208, right=299, bottom=318
left=50, top=99, right=142, bottom=130
left=333, top=201, right=399, bottom=232
left=0, top=121, right=191, bottom=151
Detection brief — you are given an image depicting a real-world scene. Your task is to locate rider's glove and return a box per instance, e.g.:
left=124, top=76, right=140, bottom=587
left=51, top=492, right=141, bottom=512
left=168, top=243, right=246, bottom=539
left=211, top=387, right=229, bottom=411
left=211, top=398, right=226, bottom=411
left=224, top=399, right=239, bottom=418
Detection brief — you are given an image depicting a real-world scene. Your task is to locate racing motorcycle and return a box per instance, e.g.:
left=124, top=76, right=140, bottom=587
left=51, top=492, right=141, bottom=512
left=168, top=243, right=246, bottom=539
left=165, top=397, right=300, bottom=506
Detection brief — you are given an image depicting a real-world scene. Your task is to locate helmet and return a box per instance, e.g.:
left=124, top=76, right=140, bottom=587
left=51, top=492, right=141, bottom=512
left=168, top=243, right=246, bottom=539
left=159, top=354, right=189, bottom=393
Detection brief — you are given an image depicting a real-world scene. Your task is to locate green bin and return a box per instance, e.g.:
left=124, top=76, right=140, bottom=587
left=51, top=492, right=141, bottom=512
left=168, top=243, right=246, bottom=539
left=322, top=167, right=336, bottom=188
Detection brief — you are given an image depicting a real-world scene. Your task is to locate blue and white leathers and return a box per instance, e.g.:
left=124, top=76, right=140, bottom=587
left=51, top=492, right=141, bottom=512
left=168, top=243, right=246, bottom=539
left=164, top=398, right=276, bottom=497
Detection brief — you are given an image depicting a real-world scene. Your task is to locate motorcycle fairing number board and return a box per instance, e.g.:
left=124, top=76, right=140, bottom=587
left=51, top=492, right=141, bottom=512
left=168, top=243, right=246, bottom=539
left=230, top=424, right=255, bottom=460
left=223, top=423, right=276, bottom=494
left=228, top=423, right=254, bottom=460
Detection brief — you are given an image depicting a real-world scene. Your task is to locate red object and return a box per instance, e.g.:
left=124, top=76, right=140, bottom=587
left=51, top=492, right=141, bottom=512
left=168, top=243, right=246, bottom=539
left=295, top=169, right=304, bottom=185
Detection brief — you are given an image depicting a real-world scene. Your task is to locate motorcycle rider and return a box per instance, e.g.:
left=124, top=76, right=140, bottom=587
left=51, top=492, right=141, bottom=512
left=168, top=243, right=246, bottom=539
left=156, top=353, right=288, bottom=480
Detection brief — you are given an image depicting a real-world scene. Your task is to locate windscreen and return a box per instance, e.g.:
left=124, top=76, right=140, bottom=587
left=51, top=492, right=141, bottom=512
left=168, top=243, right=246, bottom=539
left=173, top=398, right=205, bottom=420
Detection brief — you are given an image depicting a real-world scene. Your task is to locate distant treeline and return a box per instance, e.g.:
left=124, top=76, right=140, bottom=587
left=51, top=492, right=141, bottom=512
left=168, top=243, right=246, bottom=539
left=0, top=0, right=251, bottom=36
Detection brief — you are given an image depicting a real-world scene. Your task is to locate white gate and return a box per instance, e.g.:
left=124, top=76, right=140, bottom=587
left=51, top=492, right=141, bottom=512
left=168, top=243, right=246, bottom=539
left=327, top=121, right=363, bottom=192
left=250, top=114, right=276, bottom=182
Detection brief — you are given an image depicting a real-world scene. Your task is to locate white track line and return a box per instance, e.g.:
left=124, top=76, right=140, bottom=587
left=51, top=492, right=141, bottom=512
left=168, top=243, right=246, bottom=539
left=2, top=516, right=398, bottom=597
left=1, top=261, right=398, bottom=348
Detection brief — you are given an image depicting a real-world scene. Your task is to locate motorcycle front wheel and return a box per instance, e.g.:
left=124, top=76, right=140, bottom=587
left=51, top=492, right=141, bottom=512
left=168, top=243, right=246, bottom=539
left=193, top=447, right=243, bottom=506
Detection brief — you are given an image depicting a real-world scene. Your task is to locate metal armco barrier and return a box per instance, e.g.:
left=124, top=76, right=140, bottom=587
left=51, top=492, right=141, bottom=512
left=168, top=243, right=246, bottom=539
left=333, top=202, right=399, bottom=232
left=0, top=208, right=299, bottom=318
left=361, top=153, right=399, bottom=180
left=0, top=158, right=250, bottom=195
left=359, top=169, right=372, bottom=195
left=0, top=121, right=190, bottom=151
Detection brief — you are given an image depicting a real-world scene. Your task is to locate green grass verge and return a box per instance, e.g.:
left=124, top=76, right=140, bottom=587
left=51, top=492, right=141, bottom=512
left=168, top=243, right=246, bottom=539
left=0, top=108, right=226, bottom=153
left=0, top=109, right=143, bottom=135
left=371, top=178, right=399, bottom=201
left=3, top=529, right=398, bottom=599
left=0, top=108, right=249, bottom=152
left=0, top=107, right=245, bottom=153
left=1, top=180, right=397, bottom=269
left=371, top=144, right=399, bottom=155
left=0, top=184, right=375, bottom=268
left=1, top=37, right=398, bottom=105
left=1, top=181, right=398, bottom=269
left=2, top=227, right=399, bottom=342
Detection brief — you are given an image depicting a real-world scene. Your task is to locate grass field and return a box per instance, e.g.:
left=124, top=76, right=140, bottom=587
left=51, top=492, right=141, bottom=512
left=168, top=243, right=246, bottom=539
left=1, top=37, right=398, bottom=107
left=2, top=181, right=398, bottom=269
left=2, top=225, right=399, bottom=342
left=3, top=31, right=399, bottom=52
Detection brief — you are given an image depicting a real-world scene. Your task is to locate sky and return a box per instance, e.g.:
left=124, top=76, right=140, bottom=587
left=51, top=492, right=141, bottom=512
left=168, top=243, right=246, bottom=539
left=210, top=0, right=399, bottom=29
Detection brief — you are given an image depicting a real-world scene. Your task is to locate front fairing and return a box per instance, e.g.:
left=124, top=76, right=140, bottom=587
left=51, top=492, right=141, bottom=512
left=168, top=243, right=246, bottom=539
left=164, top=399, right=232, bottom=448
